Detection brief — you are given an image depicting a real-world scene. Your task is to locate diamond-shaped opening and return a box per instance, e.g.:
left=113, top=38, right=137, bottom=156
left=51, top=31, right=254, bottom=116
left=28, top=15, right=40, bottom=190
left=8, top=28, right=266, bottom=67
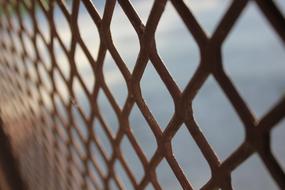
left=1, top=26, right=11, bottom=49
left=172, top=124, right=211, bottom=189
left=53, top=39, right=70, bottom=79
left=0, top=52, right=7, bottom=66
left=70, top=164, right=84, bottom=189
left=55, top=117, right=68, bottom=143
left=29, top=97, right=39, bottom=115
left=73, top=77, right=91, bottom=117
left=30, top=91, right=41, bottom=113
left=35, top=6, right=50, bottom=42
left=74, top=45, right=95, bottom=92
left=11, top=32, right=23, bottom=55
left=4, top=50, right=14, bottom=67
left=110, top=2, right=140, bottom=72
left=39, top=87, right=52, bottom=109
left=93, top=119, right=113, bottom=158
left=72, top=107, right=89, bottom=141
left=22, top=34, right=35, bottom=61
left=130, top=1, right=154, bottom=24
left=57, top=138, right=69, bottom=161
left=30, top=82, right=40, bottom=100
left=71, top=146, right=85, bottom=173
left=36, top=35, right=51, bottom=69
left=271, top=119, right=285, bottom=171
left=232, top=153, right=279, bottom=190
left=88, top=161, right=104, bottom=190
left=78, top=2, right=100, bottom=59
left=42, top=116, right=53, bottom=144
left=56, top=151, right=68, bottom=185
left=39, top=94, right=52, bottom=118
left=91, top=0, right=105, bottom=17
left=129, top=104, right=157, bottom=160
left=156, top=158, right=182, bottom=190
left=11, top=15, right=20, bottom=31
left=145, top=183, right=155, bottom=190
left=120, top=136, right=144, bottom=182
left=155, top=2, right=200, bottom=90
left=26, top=58, right=37, bottom=83
left=97, top=89, right=119, bottom=135
left=114, top=160, right=133, bottom=190
left=29, top=99, right=40, bottom=116
left=193, top=76, right=245, bottom=161
left=86, top=177, right=96, bottom=190
left=14, top=54, right=25, bottom=75
left=54, top=94, right=68, bottom=124
left=109, top=178, right=120, bottom=190
left=38, top=63, right=52, bottom=92
left=103, top=51, right=128, bottom=109
left=183, top=0, right=231, bottom=35
left=140, top=61, right=174, bottom=130
left=22, top=13, right=33, bottom=35
left=71, top=128, right=86, bottom=158
left=54, top=69, right=69, bottom=104
left=223, top=2, right=285, bottom=118
left=54, top=5, right=72, bottom=48
left=29, top=92, right=40, bottom=116
left=90, top=141, right=108, bottom=176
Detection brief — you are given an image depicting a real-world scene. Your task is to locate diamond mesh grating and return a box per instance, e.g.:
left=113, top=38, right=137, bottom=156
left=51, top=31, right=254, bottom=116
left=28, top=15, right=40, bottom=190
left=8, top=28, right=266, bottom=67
left=0, top=0, right=284, bottom=190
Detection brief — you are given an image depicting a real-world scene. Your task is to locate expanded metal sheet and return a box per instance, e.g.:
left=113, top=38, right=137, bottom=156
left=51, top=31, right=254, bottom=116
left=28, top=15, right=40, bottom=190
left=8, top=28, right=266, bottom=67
left=0, top=0, right=284, bottom=190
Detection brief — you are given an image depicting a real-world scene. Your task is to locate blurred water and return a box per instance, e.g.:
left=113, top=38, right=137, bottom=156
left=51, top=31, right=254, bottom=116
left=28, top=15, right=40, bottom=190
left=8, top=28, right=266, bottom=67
left=37, top=0, right=285, bottom=189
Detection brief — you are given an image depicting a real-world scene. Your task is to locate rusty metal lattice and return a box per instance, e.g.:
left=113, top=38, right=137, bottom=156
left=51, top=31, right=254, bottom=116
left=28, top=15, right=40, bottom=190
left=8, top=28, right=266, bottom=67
left=0, top=0, right=284, bottom=190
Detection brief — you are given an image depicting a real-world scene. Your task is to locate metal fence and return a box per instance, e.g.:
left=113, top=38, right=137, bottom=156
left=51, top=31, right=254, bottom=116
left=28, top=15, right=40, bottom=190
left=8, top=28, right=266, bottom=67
left=0, top=0, right=284, bottom=190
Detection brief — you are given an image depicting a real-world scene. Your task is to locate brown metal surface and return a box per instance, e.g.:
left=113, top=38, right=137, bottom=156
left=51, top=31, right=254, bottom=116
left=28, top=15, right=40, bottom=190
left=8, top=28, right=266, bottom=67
left=0, top=116, right=27, bottom=190
left=0, top=0, right=284, bottom=190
